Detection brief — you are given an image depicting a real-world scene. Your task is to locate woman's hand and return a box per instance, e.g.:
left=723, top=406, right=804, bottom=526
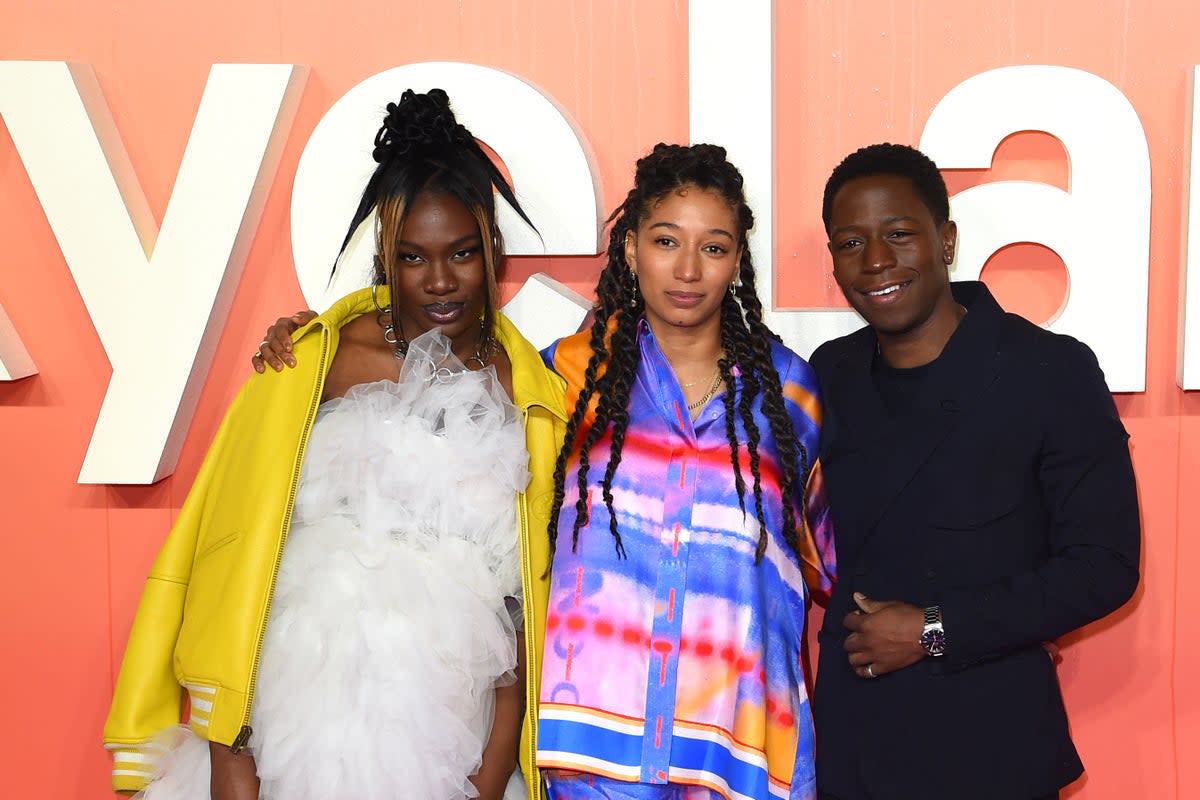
left=251, top=311, right=317, bottom=373
left=210, top=741, right=260, bottom=800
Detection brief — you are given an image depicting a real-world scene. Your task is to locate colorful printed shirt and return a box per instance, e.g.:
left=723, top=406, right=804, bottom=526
left=536, top=321, right=836, bottom=800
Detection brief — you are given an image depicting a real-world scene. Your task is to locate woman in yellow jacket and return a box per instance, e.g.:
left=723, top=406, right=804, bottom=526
left=104, top=89, right=565, bottom=800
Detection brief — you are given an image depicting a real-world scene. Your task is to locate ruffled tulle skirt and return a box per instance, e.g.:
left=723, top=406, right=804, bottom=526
left=141, top=329, right=531, bottom=799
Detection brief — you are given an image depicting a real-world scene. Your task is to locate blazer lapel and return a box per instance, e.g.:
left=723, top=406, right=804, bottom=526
left=822, top=283, right=1006, bottom=557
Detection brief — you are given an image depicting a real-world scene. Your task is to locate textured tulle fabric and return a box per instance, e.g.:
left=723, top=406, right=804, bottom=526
left=141, top=329, right=531, bottom=799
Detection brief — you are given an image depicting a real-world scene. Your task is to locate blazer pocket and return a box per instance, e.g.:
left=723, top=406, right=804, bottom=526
left=929, top=488, right=1022, bottom=531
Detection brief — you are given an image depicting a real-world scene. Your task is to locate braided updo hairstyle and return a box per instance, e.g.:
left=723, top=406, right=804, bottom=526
left=548, top=143, right=811, bottom=563
left=334, top=89, right=534, bottom=342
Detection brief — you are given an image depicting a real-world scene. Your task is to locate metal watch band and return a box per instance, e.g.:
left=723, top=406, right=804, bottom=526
left=920, top=605, right=946, bottom=657
left=924, top=605, right=941, bottom=628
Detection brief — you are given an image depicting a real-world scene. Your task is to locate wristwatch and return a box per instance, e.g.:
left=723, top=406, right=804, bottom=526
left=919, top=605, right=946, bottom=657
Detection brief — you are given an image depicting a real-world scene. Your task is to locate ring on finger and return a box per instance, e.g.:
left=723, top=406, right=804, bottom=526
left=865, top=664, right=876, bottom=678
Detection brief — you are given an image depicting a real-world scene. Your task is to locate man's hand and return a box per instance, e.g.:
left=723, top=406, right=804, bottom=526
left=843, top=592, right=927, bottom=679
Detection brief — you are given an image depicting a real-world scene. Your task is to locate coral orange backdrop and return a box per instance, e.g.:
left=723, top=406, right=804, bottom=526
left=0, top=1, right=1193, bottom=798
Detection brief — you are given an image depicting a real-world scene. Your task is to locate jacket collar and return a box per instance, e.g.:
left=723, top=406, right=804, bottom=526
left=301, top=285, right=566, bottom=420
left=301, top=285, right=381, bottom=339
left=494, top=311, right=568, bottom=420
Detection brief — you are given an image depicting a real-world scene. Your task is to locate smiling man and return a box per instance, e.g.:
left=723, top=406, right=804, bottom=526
left=808, top=143, right=1140, bottom=800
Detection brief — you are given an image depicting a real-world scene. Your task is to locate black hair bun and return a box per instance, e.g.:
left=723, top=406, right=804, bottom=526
left=372, top=88, right=472, bottom=163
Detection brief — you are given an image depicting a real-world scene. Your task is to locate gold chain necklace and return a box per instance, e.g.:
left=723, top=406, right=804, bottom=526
left=686, top=367, right=724, bottom=411
left=680, top=364, right=719, bottom=388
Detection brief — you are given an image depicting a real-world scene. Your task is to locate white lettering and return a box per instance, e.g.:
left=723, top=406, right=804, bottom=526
left=0, top=61, right=307, bottom=482
left=0, top=301, right=35, bottom=380
left=921, top=65, right=1151, bottom=392
left=1180, top=66, right=1200, bottom=390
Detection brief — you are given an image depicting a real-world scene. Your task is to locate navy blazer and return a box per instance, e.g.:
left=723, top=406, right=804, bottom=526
left=809, top=282, right=1140, bottom=799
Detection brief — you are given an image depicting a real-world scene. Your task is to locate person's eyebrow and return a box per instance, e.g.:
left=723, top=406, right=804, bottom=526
left=830, top=215, right=919, bottom=236
left=395, top=233, right=483, bottom=249
left=646, top=221, right=735, bottom=240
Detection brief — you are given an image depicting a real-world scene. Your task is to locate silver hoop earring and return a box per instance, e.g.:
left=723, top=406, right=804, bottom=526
left=372, top=284, right=409, bottom=358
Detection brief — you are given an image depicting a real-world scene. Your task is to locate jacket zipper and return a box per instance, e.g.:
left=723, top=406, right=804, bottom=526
left=518, top=490, right=539, bottom=798
left=518, top=406, right=547, bottom=800
left=232, top=329, right=331, bottom=753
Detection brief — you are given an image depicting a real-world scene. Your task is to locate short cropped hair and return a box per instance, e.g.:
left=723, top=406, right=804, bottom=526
left=821, top=142, right=950, bottom=233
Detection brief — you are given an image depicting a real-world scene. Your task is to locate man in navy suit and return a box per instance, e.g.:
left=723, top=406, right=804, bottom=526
left=810, top=143, right=1140, bottom=800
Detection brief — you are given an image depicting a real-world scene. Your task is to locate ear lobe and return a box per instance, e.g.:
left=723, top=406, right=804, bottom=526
left=941, top=220, right=958, bottom=266
left=624, top=230, right=638, bottom=270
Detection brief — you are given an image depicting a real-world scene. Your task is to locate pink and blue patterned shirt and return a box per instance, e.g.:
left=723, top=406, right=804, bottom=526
left=537, top=321, right=836, bottom=800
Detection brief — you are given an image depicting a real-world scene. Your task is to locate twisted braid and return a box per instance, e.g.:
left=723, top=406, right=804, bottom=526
left=718, top=294, right=747, bottom=516
left=735, top=252, right=809, bottom=557
left=736, top=342, right=770, bottom=558
left=548, top=142, right=812, bottom=563
left=548, top=212, right=642, bottom=559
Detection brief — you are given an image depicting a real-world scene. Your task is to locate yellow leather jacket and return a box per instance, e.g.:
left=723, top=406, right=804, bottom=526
left=103, top=287, right=565, bottom=799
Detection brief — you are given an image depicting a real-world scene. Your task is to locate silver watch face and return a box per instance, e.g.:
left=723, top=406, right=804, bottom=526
left=920, top=628, right=946, bottom=656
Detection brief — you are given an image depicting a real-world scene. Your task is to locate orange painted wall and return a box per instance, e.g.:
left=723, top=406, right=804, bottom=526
left=0, top=1, right=1192, bottom=797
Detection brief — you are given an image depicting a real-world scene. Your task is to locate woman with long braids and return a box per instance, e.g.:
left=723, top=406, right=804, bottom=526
left=533, top=144, right=834, bottom=800
left=103, top=90, right=566, bottom=800
left=250, top=143, right=836, bottom=798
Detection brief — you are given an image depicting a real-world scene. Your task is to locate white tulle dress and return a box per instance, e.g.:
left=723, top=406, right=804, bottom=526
left=142, top=329, right=531, bottom=800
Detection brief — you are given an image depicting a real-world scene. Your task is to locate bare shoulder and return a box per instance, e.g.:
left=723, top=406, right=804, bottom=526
left=323, top=314, right=399, bottom=401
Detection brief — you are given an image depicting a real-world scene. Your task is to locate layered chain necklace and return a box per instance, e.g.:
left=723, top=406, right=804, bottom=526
left=685, top=364, right=724, bottom=412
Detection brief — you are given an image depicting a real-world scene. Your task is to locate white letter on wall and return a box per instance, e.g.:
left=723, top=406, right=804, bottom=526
left=1180, top=66, right=1200, bottom=390
left=291, top=61, right=600, bottom=348
left=0, top=301, right=35, bottom=380
left=0, top=61, right=307, bottom=483
left=920, top=65, right=1150, bottom=392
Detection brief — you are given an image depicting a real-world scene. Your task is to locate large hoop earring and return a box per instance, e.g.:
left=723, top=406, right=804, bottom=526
left=372, top=283, right=408, bottom=358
